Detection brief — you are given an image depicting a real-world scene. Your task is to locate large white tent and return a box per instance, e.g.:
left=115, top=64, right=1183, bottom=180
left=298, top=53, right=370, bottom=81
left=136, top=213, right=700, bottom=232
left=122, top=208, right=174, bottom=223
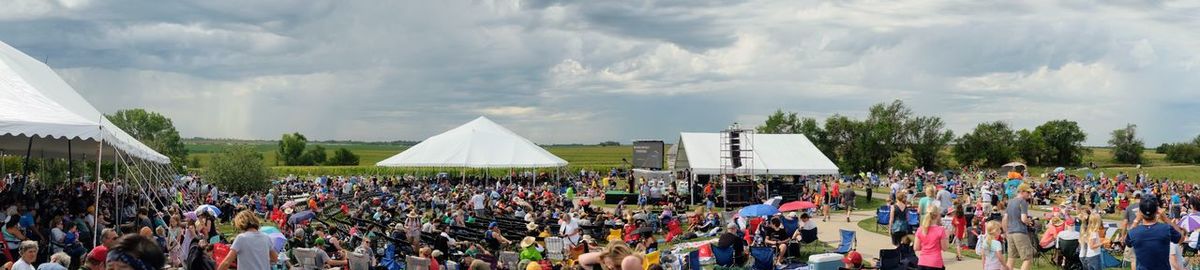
left=674, top=132, right=838, bottom=175
left=0, top=40, right=169, bottom=164
left=376, top=116, right=567, bottom=168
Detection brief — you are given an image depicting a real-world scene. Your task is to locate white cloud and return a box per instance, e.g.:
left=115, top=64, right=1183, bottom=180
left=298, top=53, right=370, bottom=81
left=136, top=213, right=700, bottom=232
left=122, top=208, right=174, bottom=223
left=2, top=0, right=1199, bottom=145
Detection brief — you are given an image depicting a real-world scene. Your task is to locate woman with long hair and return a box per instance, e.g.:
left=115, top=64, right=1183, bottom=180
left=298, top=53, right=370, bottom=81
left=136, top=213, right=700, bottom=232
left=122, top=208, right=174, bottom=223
left=915, top=205, right=948, bottom=270
left=1082, top=214, right=1103, bottom=270
left=888, top=191, right=911, bottom=246
left=577, top=242, right=643, bottom=270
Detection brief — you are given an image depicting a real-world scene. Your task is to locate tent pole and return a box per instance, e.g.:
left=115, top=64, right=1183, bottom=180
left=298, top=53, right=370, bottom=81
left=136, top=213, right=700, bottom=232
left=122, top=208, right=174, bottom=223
left=68, top=140, right=73, bottom=181
left=92, top=134, right=104, bottom=248
left=21, top=136, right=32, bottom=182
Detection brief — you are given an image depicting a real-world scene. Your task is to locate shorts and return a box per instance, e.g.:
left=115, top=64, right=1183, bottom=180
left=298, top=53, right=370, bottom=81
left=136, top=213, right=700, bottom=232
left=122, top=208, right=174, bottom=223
left=1006, top=233, right=1035, bottom=261
left=891, top=231, right=908, bottom=246
left=1123, top=246, right=1136, bottom=263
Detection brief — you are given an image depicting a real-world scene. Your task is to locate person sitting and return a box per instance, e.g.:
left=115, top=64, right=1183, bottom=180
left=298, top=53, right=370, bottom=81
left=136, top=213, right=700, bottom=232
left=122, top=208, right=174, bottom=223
left=791, top=213, right=818, bottom=244
left=483, top=222, right=512, bottom=252
left=518, top=237, right=543, bottom=264
left=715, top=223, right=748, bottom=266
left=577, top=242, right=643, bottom=270
left=36, top=252, right=71, bottom=270
left=761, top=217, right=789, bottom=265
left=106, top=235, right=166, bottom=270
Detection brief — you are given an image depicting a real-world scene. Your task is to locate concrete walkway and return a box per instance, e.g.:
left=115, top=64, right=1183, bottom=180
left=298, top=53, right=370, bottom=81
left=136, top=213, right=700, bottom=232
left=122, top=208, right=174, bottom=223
left=811, top=209, right=981, bottom=270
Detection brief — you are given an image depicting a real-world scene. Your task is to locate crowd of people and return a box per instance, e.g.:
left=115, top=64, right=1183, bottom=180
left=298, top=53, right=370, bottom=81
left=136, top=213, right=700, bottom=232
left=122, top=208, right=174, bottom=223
left=874, top=167, right=1197, bottom=270
left=2, top=163, right=1199, bottom=270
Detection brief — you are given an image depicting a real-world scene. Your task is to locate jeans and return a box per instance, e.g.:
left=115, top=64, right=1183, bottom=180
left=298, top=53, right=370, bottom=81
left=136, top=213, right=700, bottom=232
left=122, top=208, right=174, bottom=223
left=1084, top=255, right=1101, bottom=270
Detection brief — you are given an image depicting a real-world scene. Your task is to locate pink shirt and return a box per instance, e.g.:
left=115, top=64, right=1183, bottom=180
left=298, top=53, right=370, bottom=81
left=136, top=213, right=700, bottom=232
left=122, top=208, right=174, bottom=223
left=916, top=225, right=946, bottom=268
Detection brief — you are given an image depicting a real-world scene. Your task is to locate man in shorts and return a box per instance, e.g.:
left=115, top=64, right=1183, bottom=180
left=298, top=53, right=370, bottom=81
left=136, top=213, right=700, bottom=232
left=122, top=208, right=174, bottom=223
left=1003, top=184, right=1035, bottom=270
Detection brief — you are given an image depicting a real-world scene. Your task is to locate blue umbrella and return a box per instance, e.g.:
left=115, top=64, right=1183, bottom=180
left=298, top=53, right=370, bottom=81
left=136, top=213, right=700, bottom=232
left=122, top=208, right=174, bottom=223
left=196, top=205, right=222, bottom=217
left=739, top=204, right=780, bottom=217
left=1054, top=167, right=1066, bottom=173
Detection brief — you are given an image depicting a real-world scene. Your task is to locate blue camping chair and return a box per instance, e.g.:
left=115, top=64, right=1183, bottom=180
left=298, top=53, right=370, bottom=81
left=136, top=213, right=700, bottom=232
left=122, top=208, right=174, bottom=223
left=875, top=206, right=891, bottom=231
left=835, top=229, right=856, bottom=254
left=380, top=244, right=402, bottom=270
left=688, top=250, right=701, bottom=270
left=711, top=243, right=736, bottom=267
left=782, top=218, right=799, bottom=237
left=750, top=246, right=776, bottom=270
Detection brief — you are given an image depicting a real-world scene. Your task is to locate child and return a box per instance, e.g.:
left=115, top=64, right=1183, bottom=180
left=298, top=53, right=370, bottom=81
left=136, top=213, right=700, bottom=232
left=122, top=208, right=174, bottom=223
left=975, top=221, right=1006, bottom=270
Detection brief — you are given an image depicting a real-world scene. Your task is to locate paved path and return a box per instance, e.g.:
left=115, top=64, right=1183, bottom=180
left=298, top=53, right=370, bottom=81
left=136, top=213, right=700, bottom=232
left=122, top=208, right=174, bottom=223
left=811, top=209, right=981, bottom=270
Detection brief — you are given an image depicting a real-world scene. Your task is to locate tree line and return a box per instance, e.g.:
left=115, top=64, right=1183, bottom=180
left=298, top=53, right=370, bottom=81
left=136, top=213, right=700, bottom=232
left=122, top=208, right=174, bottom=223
left=277, top=132, right=361, bottom=166
left=757, top=100, right=1168, bottom=173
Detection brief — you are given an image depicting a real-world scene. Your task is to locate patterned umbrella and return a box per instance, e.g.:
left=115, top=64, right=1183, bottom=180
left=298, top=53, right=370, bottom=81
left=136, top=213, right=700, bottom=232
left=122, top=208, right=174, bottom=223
left=1179, top=214, right=1200, bottom=232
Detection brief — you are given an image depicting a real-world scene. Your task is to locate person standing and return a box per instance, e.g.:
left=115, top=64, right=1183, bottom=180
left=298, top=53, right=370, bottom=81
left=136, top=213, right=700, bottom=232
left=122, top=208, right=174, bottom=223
left=888, top=191, right=912, bottom=246
left=916, top=205, right=947, bottom=270
left=217, top=211, right=277, bottom=270
left=10, top=241, right=37, bottom=270
left=1127, top=198, right=1184, bottom=270
left=1003, top=185, right=1035, bottom=270
left=976, top=221, right=1007, bottom=270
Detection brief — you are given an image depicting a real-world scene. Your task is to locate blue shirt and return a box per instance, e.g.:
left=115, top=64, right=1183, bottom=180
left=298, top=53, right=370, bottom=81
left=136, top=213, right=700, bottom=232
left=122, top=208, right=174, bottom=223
left=1172, top=194, right=1181, bottom=204
left=1127, top=222, right=1182, bottom=270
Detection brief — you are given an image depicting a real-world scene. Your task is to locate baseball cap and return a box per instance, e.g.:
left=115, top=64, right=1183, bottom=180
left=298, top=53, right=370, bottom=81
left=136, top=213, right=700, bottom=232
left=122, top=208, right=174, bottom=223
left=1139, top=197, right=1159, bottom=217
left=842, top=250, right=863, bottom=266
left=88, top=246, right=109, bottom=263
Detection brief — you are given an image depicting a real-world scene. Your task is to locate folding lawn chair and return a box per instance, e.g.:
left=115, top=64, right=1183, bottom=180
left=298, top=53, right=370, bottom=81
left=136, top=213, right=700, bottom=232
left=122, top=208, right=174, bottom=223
left=835, top=229, right=856, bottom=254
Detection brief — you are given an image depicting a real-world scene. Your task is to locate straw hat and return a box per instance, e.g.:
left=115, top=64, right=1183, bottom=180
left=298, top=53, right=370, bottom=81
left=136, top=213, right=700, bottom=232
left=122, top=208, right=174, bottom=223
left=285, top=208, right=295, bottom=215
left=520, top=236, right=537, bottom=248
left=407, top=211, right=420, bottom=219
left=526, top=222, right=539, bottom=231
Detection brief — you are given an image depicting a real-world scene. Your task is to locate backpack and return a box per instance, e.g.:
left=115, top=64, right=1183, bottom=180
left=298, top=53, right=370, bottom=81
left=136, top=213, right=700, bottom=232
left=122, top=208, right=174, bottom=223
left=906, top=208, right=920, bottom=226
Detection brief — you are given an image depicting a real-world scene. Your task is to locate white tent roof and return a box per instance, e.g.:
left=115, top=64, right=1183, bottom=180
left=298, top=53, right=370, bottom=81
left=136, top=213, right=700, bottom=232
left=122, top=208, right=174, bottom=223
left=674, top=132, right=838, bottom=175
left=376, top=116, right=567, bottom=168
left=0, top=40, right=169, bottom=164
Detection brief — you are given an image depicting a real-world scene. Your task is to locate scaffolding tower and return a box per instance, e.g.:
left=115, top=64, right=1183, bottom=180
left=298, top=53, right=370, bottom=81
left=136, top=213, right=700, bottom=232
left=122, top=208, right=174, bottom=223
left=720, top=123, right=754, bottom=209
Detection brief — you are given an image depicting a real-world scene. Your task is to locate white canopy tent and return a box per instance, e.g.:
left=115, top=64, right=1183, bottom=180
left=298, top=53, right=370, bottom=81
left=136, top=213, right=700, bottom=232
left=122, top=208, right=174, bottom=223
left=674, top=132, right=838, bottom=175
left=376, top=116, right=567, bottom=168
left=0, top=40, right=169, bottom=164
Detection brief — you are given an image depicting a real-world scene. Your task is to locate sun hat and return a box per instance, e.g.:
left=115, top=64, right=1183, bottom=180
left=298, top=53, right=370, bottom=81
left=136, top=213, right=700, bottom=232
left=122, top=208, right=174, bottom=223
left=520, top=236, right=537, bottom=248
left=526, top=222, right=538, bottom=231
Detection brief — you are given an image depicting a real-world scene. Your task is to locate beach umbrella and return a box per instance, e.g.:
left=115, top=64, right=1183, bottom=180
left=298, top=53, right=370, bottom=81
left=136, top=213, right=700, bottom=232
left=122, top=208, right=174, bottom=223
left=267, top=232, right=287, bottom=252
left=1179, top=214, right=1200, bottom=232
left=739, top=204, right=780, bottom=217
left=1054, top=167, right=1066, bottom=173
left=183, top=211, right=197, bottom=221
left=282, top=200, right=300, bottom=209
left=196, top=204, right=221, bottom=217
left=779, top=201, right=816, bottom=212
left=261, top=226, right=281, bottom=235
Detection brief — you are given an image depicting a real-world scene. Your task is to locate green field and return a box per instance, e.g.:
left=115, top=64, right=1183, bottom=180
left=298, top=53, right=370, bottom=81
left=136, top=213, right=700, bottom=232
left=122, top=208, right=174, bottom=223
left=185, top=140, right=1200, bottom=181
left=185, top=140, right=636, bottom=174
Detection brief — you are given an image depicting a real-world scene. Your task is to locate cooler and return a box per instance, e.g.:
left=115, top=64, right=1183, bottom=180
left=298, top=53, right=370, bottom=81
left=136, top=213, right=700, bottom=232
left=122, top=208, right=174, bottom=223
left=807, top=253, right=844, bottom=270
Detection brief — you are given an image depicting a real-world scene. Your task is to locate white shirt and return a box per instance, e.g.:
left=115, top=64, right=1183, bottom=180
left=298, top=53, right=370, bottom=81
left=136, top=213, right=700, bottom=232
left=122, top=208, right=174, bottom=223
left=471, top=194, right=486, bottom=210
left=560, top=218, right=581, bottom=244
left=12, top=258, right=35, bottom=270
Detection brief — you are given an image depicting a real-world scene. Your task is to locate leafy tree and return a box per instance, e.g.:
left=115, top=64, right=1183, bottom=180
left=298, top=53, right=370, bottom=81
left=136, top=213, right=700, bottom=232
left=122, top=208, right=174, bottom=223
left=205, top=145, right=271, bottom=194
left=907, top=116, right=954, bottom=169
left=105, top=109, right=188, bottom=169
left=1015, top=129, right=1046, bottom=165
left=1157, top=143, right=1172, bottom=154
left=327, top=148, right=361, bottom=166
left=1034, top=120, right=1089, bottom=166
left=953, top=121, right=1016, bottom=167
left=757, top=109, right=801, bottom=134
left=1165, top=143, right=1200, bottom=164
left=824, top=115, right=869, bottom=172
left=1108, top=124, right=1144, bottom=164
left=756, top=109, right=833, bottom=161
left=862, top=100, right=913, bottom=172
left=277, top=132, right=309, bottom=166
left=303, top=145, right=327, bottom=166
left=598, top=141, right=621, bottom=147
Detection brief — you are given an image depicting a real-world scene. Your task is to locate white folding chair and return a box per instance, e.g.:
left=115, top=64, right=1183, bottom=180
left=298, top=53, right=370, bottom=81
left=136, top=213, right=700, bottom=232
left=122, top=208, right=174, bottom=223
left=545, top=237, right=565, bottom=261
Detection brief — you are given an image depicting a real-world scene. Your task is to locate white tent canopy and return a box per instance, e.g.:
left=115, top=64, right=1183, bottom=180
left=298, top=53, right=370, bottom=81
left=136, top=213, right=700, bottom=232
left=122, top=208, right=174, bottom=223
left=376, top=116, right=567, bottom=168
left=674, top=132, right=838, bottom=175
left=0, top=40, right=169, bottom=163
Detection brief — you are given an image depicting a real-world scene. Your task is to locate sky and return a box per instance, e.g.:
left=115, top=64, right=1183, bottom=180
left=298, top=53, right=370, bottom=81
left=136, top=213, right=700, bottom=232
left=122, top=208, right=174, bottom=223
left=2, top=0, right=1199, bottom=146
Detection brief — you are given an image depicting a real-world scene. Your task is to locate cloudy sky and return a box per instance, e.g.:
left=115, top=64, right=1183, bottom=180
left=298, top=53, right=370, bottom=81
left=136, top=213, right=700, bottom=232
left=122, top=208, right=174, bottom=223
left=3, top=0, right=1199, bottom=145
